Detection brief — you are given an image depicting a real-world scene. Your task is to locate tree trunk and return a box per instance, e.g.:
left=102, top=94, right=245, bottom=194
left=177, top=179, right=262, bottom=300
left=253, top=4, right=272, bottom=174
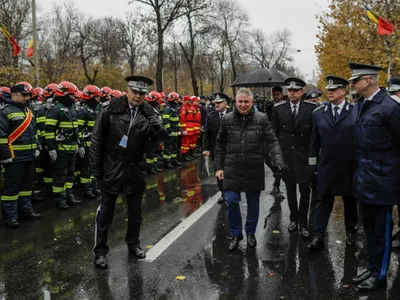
left=174, top=64, right=178, bottom=92
left=219, top=60, right=224, bottom=93
left=156, top=29, right=164, bottom=92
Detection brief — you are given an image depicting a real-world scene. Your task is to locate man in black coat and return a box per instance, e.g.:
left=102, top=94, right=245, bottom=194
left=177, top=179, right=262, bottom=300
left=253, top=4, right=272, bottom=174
left=89, top=76, right=167, bottom=269
left=307, top=76, right=358, bottom=252
left=202, top=93, right=229, bottom=204
left=271, top=77, right=316, bottom=239
left=214, top=88, right=285, bottom=251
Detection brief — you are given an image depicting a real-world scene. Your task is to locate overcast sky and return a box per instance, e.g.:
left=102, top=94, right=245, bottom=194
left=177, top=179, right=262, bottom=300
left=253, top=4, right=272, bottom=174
left=37, top=0, right=329, bottom=82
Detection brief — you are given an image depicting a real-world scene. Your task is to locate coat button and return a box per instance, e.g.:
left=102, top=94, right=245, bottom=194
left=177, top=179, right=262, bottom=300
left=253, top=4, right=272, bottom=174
left=292, top=146, right=294, bottom=149
left=292, top=134, right=294, bottom=136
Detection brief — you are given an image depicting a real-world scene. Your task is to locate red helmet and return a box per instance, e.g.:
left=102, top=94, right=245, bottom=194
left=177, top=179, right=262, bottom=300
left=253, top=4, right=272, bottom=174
left=16, top=81, right=33, bottom=93
left=100, top=86, right=112, bottom=98
left=0, top=87, right=10, bottom=98
left=74, top=90, right=84, bottom=102
left=109, top=90, right=122, bottom=99
left=148, top=91, right=161, bottom=102
left=82, top=85, right=101, bottom=100
left=43, top=83, right=58, bottom=98
left=183, top=95, right=191, bottom=101
left=160, top=92, right=166, bottom=99
left=121, top=91, right=127, bottom=97
left=168, top=92, right=180, bottom=101
left=191, top=96, right=199, bottom=103
left=31, top=87, right=44, bottom=101
left=55, top=81, right=78, bottom=97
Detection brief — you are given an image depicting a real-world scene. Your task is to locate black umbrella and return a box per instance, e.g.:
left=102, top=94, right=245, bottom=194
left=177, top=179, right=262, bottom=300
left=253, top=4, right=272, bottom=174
left=231, top=68, right=289, bottom=87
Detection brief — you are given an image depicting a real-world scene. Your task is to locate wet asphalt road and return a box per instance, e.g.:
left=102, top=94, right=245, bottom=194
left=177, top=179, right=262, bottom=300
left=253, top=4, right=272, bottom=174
left=1, top=157, right=400, bottom=299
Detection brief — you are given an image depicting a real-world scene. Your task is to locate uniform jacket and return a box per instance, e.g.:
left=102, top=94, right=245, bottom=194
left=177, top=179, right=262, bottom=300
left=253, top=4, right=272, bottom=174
left=0, top=97, right=37, bottom=162
left=77, top=102, right=100, bottom=148
left=352, top=89, right=400, bottom=205
left=162, top=102, right=180, bottom=136
left=271, top=100, right=316, bottom=184
left=45, top=99, right=79, bottom=153
left=202, top=109, right=230, bottom=160
left=214, top=107, right=284, bottom=192
left=180, top=103, right=194, bottom=135
left=309, top=102, right=356, bottom=197
left=89, top=96, right=167, bottom=195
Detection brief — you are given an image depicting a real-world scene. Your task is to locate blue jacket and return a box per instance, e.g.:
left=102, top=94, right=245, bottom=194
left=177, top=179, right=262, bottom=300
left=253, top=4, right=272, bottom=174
left=0, top=97, right=37, bottom=162
left=352, top=89, right=400, bottom=205
left=309, top=101, right=356, bottom=197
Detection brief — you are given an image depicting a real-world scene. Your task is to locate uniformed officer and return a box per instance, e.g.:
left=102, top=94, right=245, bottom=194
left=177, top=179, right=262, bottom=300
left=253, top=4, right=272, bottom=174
left=45, top=81, right=81, bottom=210
left=162, top=92, right=181, bottom=168
left=271, top=77, right=316, bottom=239
left=0, top=83, right=41, bottom=227
left=307, top=76, right=358, bottom=251
left=90, top=75, right=167, bottom=268
left=304, top=91, right=321, bottom=105
left=387, top=78, right=400, bottom=103
left=202, top=93, right=229, bottom=204
left=348, top=63, right=400, bottom=291
left=31, top=88, right=46, bottom=185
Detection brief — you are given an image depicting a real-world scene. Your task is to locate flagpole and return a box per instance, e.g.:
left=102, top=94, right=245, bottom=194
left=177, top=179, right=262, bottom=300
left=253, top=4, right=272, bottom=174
left=386, top=37, right=392, bottom=80
left=32, top=0, right=39, bottom=87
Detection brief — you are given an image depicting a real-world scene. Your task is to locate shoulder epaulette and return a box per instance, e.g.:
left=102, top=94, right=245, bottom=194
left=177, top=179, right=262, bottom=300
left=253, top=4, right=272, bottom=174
left=313, top=105, right=325, bottom=114
left=0, top=104, right=10, bottom=110
left=101, top=101, right=110, bottom=108
left=304, top=100, right=317, bottom=105
left=273, top=101, right=286, bottom=108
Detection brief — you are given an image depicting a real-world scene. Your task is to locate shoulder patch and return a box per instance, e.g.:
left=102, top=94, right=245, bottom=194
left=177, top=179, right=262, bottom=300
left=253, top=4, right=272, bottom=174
left=390, top=95, right=400, bottom=103
left=273, top=101, right=286, bottom=108
left=304, top=100, right=317, bottom=105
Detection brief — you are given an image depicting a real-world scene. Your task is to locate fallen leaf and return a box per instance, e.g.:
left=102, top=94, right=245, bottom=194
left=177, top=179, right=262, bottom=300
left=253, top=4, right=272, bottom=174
left=176, top=275, right=187, bottom=280
left=146, top=245, right=153, bottom=249
left=272, top=230, right=280, bottom=234
left=335, top=240, right=342, bottom=244
left=268, top=272, right=275, bottom=276
left=343, top=285, right=350, bottom=288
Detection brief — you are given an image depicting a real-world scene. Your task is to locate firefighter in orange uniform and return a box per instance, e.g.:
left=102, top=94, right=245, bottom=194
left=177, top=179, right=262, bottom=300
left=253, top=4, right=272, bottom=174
left=191, top=96, right=201, bottom=158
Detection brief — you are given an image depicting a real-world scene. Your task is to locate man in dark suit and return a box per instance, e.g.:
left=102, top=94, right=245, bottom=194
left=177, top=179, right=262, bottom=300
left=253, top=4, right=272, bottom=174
left=307, top=76, right=358, bottom=252
left=202, top=93, right=230, bottom=204
left=271, top=77, right=316, bottom=239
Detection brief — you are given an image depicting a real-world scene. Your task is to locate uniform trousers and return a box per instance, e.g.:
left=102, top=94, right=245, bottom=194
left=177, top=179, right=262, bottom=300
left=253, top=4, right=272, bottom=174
left=265, top=156, right=281, bottom=187
left=313, top=196, right=358, bottom=238
left=225, top=190, right=261, bottom=236
left=285, top=183, right=311, bottom=228
left=93, top=191, right=143, bottom=256
left=361, top=203, right=393, bottom=280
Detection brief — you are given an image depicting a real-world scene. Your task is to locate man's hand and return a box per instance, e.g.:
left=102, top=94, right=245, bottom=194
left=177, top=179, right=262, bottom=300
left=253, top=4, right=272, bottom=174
left=216, top=170, right=224, bottom=180
left=1, top=158, right=12, bottom=164
left=49, top=150, right=57, bottom=161
left=276, top=164, right=289, bottom=176
left=148, top=116, right=160, bottom=130
left=35, top=150, right=40, bottom=158
left=182, top=130, right=187, bottom=136
left=78, top=146, right=86, bottom=158
left=202, top=151, right=210, bottom=156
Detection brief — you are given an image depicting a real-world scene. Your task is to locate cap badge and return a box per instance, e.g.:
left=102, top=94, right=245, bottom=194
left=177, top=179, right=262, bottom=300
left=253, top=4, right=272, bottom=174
left=328, top=79, right=334, bottom=86
left=290, top=81, right=296, bottom=87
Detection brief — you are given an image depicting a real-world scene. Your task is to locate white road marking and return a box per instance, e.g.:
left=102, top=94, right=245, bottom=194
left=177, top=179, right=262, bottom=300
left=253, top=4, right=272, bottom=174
left=141, top=192, right=221, bottom=262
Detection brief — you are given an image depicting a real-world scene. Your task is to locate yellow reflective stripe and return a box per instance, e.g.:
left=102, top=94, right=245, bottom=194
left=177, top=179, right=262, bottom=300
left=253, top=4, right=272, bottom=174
left=36, top=117, right=46, bottom=123
left=12, top=144, right=36, bottom=150
left=0, top=138, right=8, bottom=144
left=87, top=121, right=95, bottom=126
left=163, top=154, right=170, bottom=159
left=1, top=195, right=18, bottom=201
left=80, top=178, right=91, bottom=184
left=170, top=153, right=177, bottom=158
left=164, top=124, right=171, bottom=129
left=179, top=123, right=186, bottom=127
left=57, top=144, right=78, bottom=151
left=44, top=177, right=53, bottom=183
left=7, top=112, right=25, bottom=119
left=78, top=120, right=86, bottom=126
left=18, top=191, right=32, bottom=197
left=45, top=119, right=58, bottom=126
left=187, top=191, right=195, bottom=196
left=44, top=132, right=55, bottom=139
left=146, top=158, right=153, bottom=164
left=53, top=186, right=66, bottom=193
left=36, top=168, right=44, bottom=173
left=65, top=182, right=73, bottom=189
left=84, top=141, right=91, bottom=147
left=162, top=115, right=170, bottom=119
left=170, top=117, right=179, bottom=121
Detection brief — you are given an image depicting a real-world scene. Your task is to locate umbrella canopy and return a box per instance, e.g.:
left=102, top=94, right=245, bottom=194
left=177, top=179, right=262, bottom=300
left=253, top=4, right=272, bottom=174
left=231, top=68, right=289, bottom=88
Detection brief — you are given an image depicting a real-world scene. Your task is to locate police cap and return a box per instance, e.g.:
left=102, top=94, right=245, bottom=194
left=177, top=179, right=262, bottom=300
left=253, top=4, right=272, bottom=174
left=10, top=84, right=31, bottom=95
left=125, top=75, right=153, bottom=93
left=388, top=78, right=400, bottom=92
left=214, top=93, right=229, bottom=103
left=325, top=75, right=349, bottom=90
left=285, top=77, right=306, bottom=90
left=304, top=91, right=320, bottom=100
left=348, top=62, right=382, bottom=81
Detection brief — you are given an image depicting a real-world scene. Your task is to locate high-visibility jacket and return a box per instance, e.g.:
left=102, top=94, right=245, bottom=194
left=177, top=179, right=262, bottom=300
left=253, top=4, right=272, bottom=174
left=0, top=97, right=37, bottom=162
left=77, top=102, right=100, bottom=148
left=191, top=104, right=201, bottom=134
left=180, top=103, right=194, bottom=135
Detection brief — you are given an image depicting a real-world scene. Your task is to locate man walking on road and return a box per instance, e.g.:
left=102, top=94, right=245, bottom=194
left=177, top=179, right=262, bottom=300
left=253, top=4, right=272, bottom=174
left=90, top=75, right=167, bottom=269
left=214, top=88, right=285, bottom=251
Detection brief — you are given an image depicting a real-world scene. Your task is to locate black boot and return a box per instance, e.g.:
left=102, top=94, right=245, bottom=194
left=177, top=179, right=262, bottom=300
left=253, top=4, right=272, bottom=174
left=95, top=256, right=108, bottom=269
left=128, top=244, right=146, bottom=258
left=154, top=164, right=163, bottom=172
left=54, top=191, right=68, bottom=210
left=66, top=189, right=81, bottom=205
left=171, top=159, right=182, bottom=167
left=229, top=235, right=243, bottom=252
left=83, top=189, right=97, bottom=199
left=146, top=164, right=157, bottom=174
left=18, top=196, right=41, bottom=220
left=183, top=154, right=191, bottom=162
left=91, top=179, right=102, bottom=195
left=164, top=160, right=174, bottom=169
left=2, top=200, right=19, bottom=228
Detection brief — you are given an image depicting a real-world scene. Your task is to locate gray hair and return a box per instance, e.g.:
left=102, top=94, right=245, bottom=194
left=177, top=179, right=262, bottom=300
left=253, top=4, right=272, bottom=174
left=236, top=87, right=253, bottom=99
left=371, top=75, right=379, bottom=85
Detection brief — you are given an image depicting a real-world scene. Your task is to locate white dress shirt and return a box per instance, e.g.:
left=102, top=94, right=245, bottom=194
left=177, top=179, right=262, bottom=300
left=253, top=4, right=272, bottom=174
left=365, top=89, right=380, bottom=101
left=331, top=100, right=346, bottom=117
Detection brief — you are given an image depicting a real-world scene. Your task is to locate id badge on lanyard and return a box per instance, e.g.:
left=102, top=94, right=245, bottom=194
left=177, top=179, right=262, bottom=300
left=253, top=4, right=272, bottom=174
left=119, top=108, right=136, bottom=148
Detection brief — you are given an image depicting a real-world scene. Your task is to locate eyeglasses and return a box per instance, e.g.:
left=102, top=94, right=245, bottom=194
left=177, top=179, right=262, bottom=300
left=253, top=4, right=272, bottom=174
left=352, top=77, right=370, bottom=84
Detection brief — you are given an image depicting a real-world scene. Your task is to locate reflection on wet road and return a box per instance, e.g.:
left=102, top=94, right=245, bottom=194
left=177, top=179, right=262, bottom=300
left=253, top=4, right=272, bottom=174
left=1, top=157, right=400, bottom=299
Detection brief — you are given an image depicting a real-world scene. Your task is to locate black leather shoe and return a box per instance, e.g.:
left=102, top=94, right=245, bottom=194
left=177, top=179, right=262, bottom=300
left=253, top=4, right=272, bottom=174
left=229, top=235, right=243, bottom=252
left=83, top=190, right=97, bottom=199
left=270, top=186, right=280, bottom=194
left=351, top=270, right=372, bottom=284
left=5, top=219, right=19, bottom=228
left=67, top=199, right=82, bottom=205
left=217, top=196, right=225, bottom=204
left=171, top=160, right=183, bottom=166
left=93, top=189, right=101, bottom=196
left=307, top=237, right=324, bottom=251
left=247, top=235, right=257, bottom=248
left=94, top=256, right=108, bottom=269
left=299, top=227, right=310, bottom=239
left=346, top=232, right=356, bottom=247
left=288, top=222, right=298, bottom=233
left=20, top=212, right=41, bottom=220
left=129, top=246, right=146, bottom=258
left=357, top=276, right=386, bottom=292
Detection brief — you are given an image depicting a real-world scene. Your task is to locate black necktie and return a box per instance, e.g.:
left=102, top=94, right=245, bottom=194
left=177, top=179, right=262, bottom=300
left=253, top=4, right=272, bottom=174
left=219, top=112, right=223, bottom=120
left=292, top=105, right=297, bottom=121
left=131, top=107, right=136, bottom=118
left=333, top=106, right=339, bottom=122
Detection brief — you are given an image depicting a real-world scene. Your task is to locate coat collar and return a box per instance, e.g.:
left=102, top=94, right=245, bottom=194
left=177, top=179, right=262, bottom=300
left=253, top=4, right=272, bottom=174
left=109, top=96, right=128, bottom=114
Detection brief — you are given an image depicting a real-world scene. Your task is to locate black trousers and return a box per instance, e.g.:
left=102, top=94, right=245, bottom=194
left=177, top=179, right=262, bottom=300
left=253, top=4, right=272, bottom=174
left=78, top=151, right=92, bottom=190
left=361, top=203, right=393, bottom=280
left=217, top=178, right=223, bottom=192
left=285, top=183, right=311, bottom=228
left=52, top=152, right=76, bottom=194
left=265, top=156, right=281, bottom=187
left=93, top=191, right=143, bottom=256
left=313, top=196, right=358, bottom=238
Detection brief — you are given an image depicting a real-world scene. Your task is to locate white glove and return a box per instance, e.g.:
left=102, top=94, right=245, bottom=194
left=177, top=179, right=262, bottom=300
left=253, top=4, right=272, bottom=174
left=35, top=150, right=40, bottom=158
left=1, top=158, right=12, bottom=164
left=78, top=146, right=86, bottom=158
left=182, top=130, right=187, bottom=136
left=49, top=150, right=57, bottom=161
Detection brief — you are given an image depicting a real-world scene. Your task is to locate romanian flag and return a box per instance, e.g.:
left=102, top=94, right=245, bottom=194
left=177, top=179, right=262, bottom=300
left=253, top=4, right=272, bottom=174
left=0, top=25, right=21, bottom=56
left=364, top=5, right=395, bottom=35
left=27, top=38, right=34, bottom=58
